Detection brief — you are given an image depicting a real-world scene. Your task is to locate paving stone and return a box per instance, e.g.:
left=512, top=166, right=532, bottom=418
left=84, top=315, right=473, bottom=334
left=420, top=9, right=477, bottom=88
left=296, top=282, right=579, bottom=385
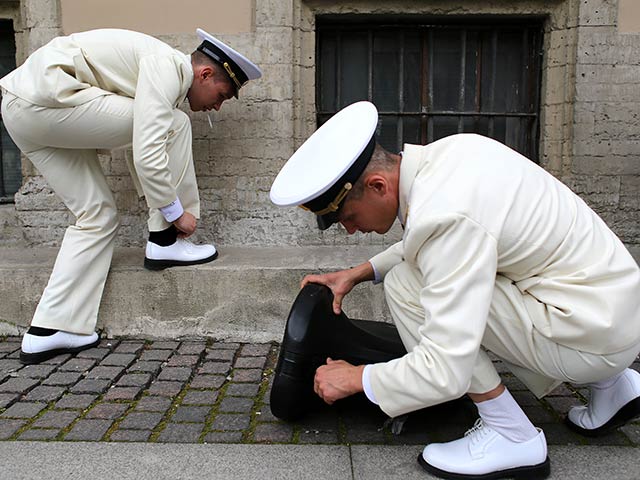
left=135, top=396, right=173, bottom=412
left=76, top=348, right=110, bottom=361
left=203, top=431, right=243, bottom=443
left=189, top=375, right=225, bottom=389
left=253, top=422, right=293, bottom=443
left=226, top=383, right=260, bottom=397
left=299, top=430, right=339, bottom=444
left=254, top=407, right=279, bottom=422
left=32, top=410, right=79, bottom=428
left=210, top=413, right=251, bottom=431
left=43, top=354, right=72, bottom=365
left=0, top=419, right=26, bottom=439
left=100, top=353, right=136, bottom=367
left=103, top=386, right=144, bottom=401
left=232, top=369, right=262, bottom=383
left=86, top=365, right=126, bottom=379
left=546, top=384, right=575, bottom=396
left=171, top=406, right=210, bottom=423
left=55, top=394, right=99, bottom=410
left=0, top=359, right=22, bottom=374
left=116, top=373, right=152, bottom=387
left=0, top=342, right=20, bottom=353
left=128, top=361, right=163, bottom=374
left=15, top=364, right=57, bottom=378
left=177, top=343, right=207, bottom=355
left=219, top=396, right=253, bottom=413
left=206, top=349, right=235, bottom=361
left=110, top=429, right=151, bottom=442
left=158, top=367, right=192, bottom=382
left=182, top=390, right=219, bottom=405
left=241, top=344, right=271, bottom=357
left=151, top=341, right=180, bottom=350
left=210, top=342, right=239, bottom=350
left=59, top=358, right=97, bottom=372
left=64, top=419, right=112, bottom=441
left=621, top=423, right=640, bottom=445
left=113, top=342, right=145, bottom=354
left=70, top=378, right=112, bottom=394
left=157, top=423, right=202, bottom=443
left=119, top=412, right=164, bottom=430
left=86, top=403, right=130, bottom=419
left=139, top=350, right=172, bottom=362
left=18, top=428, right=60, bottom=440
left=43, top=371, right=84, bottom=386
left=0, top=402, right=47, bottom=418
left=512, top=391, right=543, bottom=407
left=521, top=405, right=557, bottom=423
left=166, top=355, right=200, bottom=367
left=147, top=381, right=184, bottom=397
left=0, top=393, right=19, bottom=409
left=541, top=423, right=585, bottom=445
left=234, top=356, right=266, bottom=369
left=198, top=362, right=231, bottom=375
left=545, top=396, right=580, bottom=416
left=24, top=385, right=66, bottom=402
left=0, top=377, right=40, bottom=393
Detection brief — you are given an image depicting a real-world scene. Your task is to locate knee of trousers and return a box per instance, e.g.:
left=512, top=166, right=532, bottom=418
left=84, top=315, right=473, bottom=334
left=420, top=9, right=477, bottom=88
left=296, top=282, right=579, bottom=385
left=383, top=262, right=423, bottom=311
left=77, top=201, right=120, bottom=236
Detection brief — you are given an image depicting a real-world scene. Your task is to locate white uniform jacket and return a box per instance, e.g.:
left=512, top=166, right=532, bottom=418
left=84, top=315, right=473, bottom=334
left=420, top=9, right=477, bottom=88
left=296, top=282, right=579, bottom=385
left=0, top=29, right=194, bottom=209
left=368, top=134, right=640, bottom=417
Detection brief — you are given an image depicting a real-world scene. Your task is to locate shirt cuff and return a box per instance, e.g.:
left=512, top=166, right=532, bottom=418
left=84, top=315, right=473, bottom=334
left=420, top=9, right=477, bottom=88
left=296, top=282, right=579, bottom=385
left=370, top=261, right=382, bottom=284
left=362, top=364, right=379, bottom=405
left=159, top=198, right=184, bottom=223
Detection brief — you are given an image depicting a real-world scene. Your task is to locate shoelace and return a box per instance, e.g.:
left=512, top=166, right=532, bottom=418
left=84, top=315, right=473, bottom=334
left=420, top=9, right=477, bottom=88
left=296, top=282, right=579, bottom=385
left=464, top=418, right=491, bottom=445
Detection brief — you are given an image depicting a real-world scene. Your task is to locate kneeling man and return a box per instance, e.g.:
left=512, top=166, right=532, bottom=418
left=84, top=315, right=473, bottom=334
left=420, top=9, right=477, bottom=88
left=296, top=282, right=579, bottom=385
left=269, top=101, right=640, bottom=480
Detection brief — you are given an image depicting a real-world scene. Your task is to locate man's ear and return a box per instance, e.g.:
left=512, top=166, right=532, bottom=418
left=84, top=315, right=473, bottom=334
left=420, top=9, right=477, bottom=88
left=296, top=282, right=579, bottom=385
left=197, top=65, right=213, bottom=82
left=366, top=174, right=387, bottom=195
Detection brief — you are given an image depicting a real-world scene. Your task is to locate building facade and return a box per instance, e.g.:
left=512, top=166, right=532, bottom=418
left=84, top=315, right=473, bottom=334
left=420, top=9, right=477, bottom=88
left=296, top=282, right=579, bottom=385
left=1, top=0, right=639, bottom=261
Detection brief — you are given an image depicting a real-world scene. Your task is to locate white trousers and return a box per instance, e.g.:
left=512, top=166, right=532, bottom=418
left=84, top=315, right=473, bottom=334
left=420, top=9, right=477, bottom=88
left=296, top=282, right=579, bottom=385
left=1, top=92, right=198, bottom=334
left=385, top=261, right=640, bottom=398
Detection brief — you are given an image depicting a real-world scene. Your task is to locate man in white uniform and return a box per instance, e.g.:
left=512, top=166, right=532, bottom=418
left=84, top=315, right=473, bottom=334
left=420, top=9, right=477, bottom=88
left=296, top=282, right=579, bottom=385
left=270, top=102, right=640, bottom=480
left=0, top=28, right=261, bottom=364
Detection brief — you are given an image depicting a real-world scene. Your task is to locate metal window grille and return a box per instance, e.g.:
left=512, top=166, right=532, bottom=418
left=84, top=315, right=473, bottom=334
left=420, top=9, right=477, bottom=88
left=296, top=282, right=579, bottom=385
left=317, top=17, right=543, bottom=161
left=0, top=19, right=21, bottom=202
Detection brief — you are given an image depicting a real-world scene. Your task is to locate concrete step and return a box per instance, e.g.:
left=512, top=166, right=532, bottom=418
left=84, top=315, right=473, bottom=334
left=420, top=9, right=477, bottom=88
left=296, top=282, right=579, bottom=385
left=0, top=246, right=391, bottom=341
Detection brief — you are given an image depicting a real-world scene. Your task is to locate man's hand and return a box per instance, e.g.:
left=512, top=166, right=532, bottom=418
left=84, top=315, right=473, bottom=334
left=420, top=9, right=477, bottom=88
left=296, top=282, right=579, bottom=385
left=301, top=262, right=374, bottom=314
left=173, top=212, right=197, bottom=237
left=313, top=358, right=365, bottom=405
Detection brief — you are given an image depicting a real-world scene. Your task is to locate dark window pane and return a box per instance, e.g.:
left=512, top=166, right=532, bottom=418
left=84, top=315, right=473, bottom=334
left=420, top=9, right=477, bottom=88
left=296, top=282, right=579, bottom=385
left=403, top=31, right=421, bottom=112
left=431, top=29, right=463, bottom=111
left=0, top=19, right=21, bottom=201
left=373, top=31, right=400, bottom=111
left=340, top=32, right=369, bottom=107
left=318, top=33, right=338, bottom=111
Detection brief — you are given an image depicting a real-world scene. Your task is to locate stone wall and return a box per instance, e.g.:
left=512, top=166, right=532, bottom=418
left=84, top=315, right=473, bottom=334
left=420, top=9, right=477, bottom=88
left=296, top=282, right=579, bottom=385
left=1, top=0, right=639, bottom=259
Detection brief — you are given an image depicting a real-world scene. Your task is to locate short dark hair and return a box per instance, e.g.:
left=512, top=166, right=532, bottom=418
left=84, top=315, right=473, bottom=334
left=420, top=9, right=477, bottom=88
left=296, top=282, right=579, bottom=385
left=349, top=143, right=399, bottom=199
left=191, top=50, right=231, bottom=84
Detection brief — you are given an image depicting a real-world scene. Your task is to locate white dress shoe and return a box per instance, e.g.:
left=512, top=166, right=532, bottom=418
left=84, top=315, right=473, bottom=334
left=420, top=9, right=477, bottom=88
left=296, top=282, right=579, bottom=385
left=144, top=238, right=218, bottom=270
left=418, top=419, right=550, bottom=480
left=566, top=368, right=640, bottom=437
left=21, top=331, right=100, bottom=364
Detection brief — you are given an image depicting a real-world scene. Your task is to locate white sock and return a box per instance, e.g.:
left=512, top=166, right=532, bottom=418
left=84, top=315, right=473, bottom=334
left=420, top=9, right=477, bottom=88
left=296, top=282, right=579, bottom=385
left=589, top=371, right=624, bottom=390
left=475, top=388, right=538, bottom=442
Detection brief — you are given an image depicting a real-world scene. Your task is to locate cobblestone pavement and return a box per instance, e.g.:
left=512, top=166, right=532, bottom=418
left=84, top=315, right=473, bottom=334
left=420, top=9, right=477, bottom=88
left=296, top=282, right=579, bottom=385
left=1, top=336, right=639, bottom=446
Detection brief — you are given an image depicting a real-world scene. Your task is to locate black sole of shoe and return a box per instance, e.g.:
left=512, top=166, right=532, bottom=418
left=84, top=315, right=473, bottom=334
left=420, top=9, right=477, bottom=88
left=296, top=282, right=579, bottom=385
left=564, top=396, right=640, bottom=437
left=417, top=453, right=550, bottom=480
left=143, top=251, right=219, bottom=271
left=20, top=337, right=101, bottom=365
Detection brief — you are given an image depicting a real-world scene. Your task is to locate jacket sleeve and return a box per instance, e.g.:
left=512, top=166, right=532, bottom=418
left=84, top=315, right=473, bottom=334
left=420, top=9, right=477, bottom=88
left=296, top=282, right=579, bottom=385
left=132, top=54, right=184, bottom=209
left=369, top=214, right=498, bottom=417
left=369, top=241, right=404, bottom=280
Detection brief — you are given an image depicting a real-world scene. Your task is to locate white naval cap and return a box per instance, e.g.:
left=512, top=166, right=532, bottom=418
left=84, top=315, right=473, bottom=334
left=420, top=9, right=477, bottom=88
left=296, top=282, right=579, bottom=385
left=270, top=101, right=378, bottom=230
left=196, top=28, right=262, bottom=97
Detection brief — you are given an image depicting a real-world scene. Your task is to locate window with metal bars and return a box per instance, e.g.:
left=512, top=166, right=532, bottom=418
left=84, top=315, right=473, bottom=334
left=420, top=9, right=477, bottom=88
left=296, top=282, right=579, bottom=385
left=0, top=19, right=21, bottom=202
left=317, top=17, right=543, bottom=161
